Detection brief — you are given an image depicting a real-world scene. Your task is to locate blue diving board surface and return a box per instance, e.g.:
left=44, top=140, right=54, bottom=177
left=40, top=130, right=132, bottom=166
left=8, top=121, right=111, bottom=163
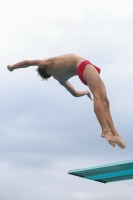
left=68, top=159, right=133, bottom=183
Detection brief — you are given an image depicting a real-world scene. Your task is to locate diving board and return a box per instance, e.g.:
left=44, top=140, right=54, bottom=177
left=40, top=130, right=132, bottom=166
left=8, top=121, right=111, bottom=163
left=68, top=159, right=133, bottom=183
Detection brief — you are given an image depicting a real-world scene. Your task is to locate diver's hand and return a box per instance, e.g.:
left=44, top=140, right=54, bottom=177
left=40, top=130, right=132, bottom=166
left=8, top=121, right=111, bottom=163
left=7, top=65, right=14, bottom=72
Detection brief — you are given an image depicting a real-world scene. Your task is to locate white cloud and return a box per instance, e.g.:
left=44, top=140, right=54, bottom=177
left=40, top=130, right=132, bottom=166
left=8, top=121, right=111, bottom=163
left=75, top=192, right=86, bottom=199
left=39, top=186, right=47, bottom=191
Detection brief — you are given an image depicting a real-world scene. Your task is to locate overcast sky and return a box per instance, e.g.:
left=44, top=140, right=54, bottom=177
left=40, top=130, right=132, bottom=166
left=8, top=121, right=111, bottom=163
left=0, top=0, right=133, bottom=199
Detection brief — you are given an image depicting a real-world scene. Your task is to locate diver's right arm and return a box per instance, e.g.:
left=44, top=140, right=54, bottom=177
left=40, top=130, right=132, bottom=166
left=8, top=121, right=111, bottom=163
left=7, top=60, right=43, bottom=71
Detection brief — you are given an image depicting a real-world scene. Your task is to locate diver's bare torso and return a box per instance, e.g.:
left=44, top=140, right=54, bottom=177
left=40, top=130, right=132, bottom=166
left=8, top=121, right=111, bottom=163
left=43, top=54, right=86, bottom=81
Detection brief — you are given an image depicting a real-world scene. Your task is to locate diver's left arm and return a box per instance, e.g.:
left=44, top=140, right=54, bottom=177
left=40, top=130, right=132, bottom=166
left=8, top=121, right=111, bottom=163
left=59, top=81, right=92, bottom=100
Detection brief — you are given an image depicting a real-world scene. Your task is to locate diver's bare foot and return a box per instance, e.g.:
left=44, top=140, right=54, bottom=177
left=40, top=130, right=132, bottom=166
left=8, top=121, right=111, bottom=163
left=101, top=131, right=115, bottom=147
left=114, top=135, right=125, bottom=149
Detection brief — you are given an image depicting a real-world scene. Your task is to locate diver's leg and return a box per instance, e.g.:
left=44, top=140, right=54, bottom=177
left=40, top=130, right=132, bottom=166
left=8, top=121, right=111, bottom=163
left=101, top=80, right=125, bottom=148
left=83, top=65, right=115, bottom=147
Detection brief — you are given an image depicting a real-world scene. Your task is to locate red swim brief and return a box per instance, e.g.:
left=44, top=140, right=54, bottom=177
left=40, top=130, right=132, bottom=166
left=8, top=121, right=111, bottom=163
left=77, top=60, right=101, bottom=86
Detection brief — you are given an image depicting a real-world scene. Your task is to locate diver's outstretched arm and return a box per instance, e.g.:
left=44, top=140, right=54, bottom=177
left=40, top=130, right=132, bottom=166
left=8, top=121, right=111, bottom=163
left=7, top=60, right=43, bottom=71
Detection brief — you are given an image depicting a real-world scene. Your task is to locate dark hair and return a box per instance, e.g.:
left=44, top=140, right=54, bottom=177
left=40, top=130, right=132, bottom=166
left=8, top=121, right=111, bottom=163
left=36, top=67, right=52, bottom=80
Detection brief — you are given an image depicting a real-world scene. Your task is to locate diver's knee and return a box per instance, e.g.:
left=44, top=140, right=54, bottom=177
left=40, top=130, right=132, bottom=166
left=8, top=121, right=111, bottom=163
left=103, top=97, right=110, bottom=108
